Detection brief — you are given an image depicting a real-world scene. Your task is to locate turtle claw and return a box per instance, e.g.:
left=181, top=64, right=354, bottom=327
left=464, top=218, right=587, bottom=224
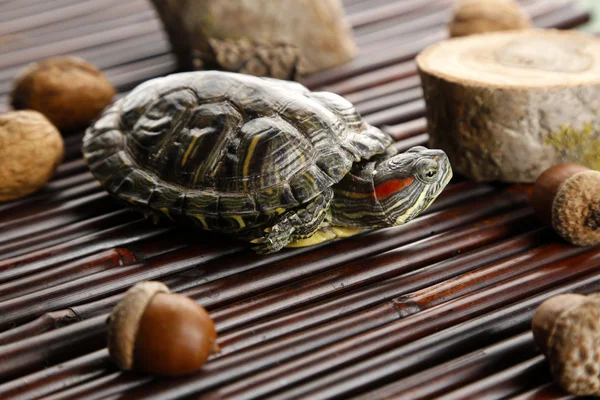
left=251, top=239, right=279, bottom=254
left=250, top=224, right=289, bottom=254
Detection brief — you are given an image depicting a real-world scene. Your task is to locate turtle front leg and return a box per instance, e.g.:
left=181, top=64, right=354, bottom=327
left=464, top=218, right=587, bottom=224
left=251, top=189, right=333, bottom=254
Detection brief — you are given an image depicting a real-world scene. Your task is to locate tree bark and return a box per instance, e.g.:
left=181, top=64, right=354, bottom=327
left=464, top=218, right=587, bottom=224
left=417, top=29, right=600, bottom=183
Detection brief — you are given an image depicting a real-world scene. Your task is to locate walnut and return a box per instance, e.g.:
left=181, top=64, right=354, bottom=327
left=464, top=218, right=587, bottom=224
left=449, top=0, right=532, bottom=38
left=0, top=111, right=64, bottom=201
left=11, top=56, right=116, bottom=131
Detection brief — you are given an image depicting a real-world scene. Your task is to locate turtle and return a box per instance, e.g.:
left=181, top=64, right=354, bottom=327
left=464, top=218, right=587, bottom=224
left=82, top=71, right=452, bottom=254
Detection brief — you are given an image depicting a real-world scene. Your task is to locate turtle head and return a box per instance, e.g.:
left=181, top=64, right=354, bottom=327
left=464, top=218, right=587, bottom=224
left=373, top=146, right=452, bottom=226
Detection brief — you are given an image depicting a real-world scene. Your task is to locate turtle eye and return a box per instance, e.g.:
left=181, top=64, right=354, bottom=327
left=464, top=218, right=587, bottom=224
left=415, top=158, right=438, bottom=182
left=425, top=169, right=437, bottom=178
left=420, top=166, right=438, bottom=182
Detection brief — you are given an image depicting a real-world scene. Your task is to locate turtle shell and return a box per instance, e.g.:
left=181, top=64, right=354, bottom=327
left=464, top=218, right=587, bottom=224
left=83, top=71, right=393, bottom=232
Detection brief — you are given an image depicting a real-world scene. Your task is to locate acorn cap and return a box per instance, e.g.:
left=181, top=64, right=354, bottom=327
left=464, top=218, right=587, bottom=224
left=107, top=281, right=170, bottom=370
left=533, top=294, right=600, bottom=396
left=553, top=170, right=600, bottom=246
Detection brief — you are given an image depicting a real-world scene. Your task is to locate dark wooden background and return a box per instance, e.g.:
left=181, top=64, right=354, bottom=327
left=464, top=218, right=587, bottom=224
left=0, top=0, right=597, bottom=399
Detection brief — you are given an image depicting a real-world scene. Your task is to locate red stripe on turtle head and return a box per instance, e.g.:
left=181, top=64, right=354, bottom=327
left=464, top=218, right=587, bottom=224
left=375, top=177, right=414, bottom=200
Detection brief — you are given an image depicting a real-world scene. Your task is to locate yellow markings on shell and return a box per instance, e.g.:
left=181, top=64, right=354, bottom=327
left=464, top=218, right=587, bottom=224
left=305, top=119, right=319, bottom=130
left=331, top=226, right=363, bottom=238
left=243, top=135, right=261, bottom=191
left=304, top=172, right=315, bottom=186
left=192, top=214, right=210, bottom=230
left=181, top=134, right=201, bottom=167
left=297, top=150, right=306, bottom=165
left=231, top=215, right=246, bottom=229
left=193, top=164, right=203, bottom=186
left=275, top=207, right=286, bottom=215
left=274, top=161, right=280, bottom=185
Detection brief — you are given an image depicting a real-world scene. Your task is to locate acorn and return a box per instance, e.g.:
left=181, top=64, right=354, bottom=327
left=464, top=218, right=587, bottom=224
left=532, top=293, right=600, bottom=396
left=108, top=281, right=218, bottom=376
left=448, top=0, right=532, bottom=38
left=531, top=164, right=600, bottom=246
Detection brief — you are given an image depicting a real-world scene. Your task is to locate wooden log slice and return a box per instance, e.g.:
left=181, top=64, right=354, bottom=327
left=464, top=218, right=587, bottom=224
left=417, top=29, right=600, bottom=183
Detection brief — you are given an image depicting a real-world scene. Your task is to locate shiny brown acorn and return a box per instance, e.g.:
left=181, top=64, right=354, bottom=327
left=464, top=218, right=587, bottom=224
left=107, top=281, right=218, bottom=376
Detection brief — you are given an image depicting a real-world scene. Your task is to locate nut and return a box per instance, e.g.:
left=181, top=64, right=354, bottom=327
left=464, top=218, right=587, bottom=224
left=11, top=56, right=116, bottom=131
left=532, top=293, right=600, bottom=395
left=531, top=164, right=600, bottom=246
left=0, top=111, right=64, bottom=201
left=449, top=0, right=532, bottom=38
left=108, top=281, right=218, bottom=376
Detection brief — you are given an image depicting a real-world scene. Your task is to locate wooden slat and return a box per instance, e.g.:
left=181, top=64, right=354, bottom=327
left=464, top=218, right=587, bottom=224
left=0, top=0, right=594, bottom=398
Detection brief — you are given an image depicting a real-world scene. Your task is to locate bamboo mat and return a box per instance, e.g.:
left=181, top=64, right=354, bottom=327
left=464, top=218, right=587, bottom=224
left=0, top=0, right=596, bottom=399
